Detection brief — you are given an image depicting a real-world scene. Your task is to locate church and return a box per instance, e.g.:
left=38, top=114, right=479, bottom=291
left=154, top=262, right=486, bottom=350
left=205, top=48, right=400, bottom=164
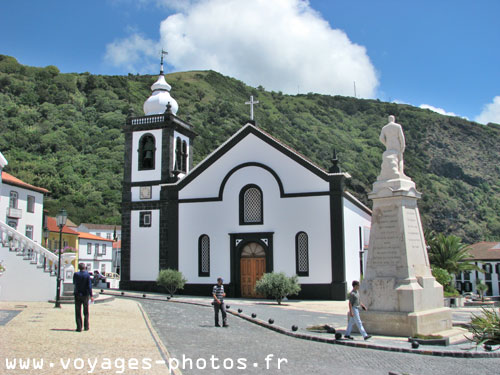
left=120, top=60, right=372, bottom=300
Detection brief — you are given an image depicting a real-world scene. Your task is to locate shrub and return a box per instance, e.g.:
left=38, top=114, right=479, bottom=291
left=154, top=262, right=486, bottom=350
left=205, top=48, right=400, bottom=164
left=468, top=307, right=500, bottom=347
left=431, top=266, right=457, bottom=294
left=255, top=272, right=301, bottom=305
left=157, top=269, right=186, bottom=297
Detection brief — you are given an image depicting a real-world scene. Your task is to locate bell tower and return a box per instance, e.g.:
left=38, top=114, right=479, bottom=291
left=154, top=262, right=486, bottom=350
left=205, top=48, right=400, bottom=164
left=121, top=51, right=196, bottom=286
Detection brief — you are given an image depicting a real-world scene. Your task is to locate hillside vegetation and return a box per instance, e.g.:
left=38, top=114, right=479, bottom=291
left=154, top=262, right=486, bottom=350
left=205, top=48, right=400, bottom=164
left=0, top=55, right=499, bottom=243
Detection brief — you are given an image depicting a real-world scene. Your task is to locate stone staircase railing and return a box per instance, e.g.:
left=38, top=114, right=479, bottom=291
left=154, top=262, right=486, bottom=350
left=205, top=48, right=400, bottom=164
left=0, top=220, right=75, bottom=275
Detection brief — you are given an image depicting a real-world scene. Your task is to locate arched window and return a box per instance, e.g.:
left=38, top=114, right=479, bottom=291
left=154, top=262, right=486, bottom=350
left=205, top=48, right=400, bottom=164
left=138, top=134, right=156, bottom=170
left=239, top=184, right=263, bottom=225
left=296, top=232, right=309, bottom=276
left=181, top=140, right=188, bottom=173
left=198, top=235, right=210, bottom=277
left=174, top=137, right=182, bottom=171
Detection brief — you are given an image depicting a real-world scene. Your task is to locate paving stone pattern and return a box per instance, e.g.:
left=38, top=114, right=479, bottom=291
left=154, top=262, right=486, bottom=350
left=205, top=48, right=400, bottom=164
left=140, top=300, right=500, bottom=375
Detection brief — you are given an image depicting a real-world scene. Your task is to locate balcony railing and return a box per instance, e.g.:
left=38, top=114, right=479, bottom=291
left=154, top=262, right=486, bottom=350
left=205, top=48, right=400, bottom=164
left=7, top=207, right=22, bottom=219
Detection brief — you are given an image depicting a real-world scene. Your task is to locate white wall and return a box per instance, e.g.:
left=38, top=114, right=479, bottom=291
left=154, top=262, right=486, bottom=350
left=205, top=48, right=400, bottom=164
left=180, top=133, right=328, bottom=200
left=131, top=185, right=161, bottom=202
left=78, top=238, right=114, bottom=274
left=0, top=245, right=56, bottom=301
left=343, top=197, right=372, bottom=289
left=131, top=129, right=163, bottom=183
left=0, top=184, right=44, bottom=244
left=130, top=210, right=159, bottom=281
left=179, top=165, right=332, bottom=284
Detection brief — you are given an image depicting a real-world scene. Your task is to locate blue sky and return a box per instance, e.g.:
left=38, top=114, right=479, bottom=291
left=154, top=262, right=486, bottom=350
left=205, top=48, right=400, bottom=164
left=1, top=0, right=499, bottom=123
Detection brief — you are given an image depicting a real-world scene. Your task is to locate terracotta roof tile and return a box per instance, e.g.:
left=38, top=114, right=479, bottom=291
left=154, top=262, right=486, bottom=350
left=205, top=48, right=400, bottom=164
left=78, top=232, right=114, bottom=242
left=466, top=242, right=500, bottom=261
left=2, top=171, right=49, bottom=194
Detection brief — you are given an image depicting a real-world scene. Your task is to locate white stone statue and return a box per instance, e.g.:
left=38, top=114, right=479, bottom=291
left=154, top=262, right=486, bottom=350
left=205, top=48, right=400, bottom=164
left=378, top=115, right=407, bottom=180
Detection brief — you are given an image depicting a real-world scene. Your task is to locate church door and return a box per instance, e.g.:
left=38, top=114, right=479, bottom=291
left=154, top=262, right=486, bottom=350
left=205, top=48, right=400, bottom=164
left=240, top=242, right=266, bottom=298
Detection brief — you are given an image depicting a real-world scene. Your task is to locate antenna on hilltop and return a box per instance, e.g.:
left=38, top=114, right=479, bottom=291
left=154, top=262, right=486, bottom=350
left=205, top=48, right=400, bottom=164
left=353, top=81, right=357, bottom=98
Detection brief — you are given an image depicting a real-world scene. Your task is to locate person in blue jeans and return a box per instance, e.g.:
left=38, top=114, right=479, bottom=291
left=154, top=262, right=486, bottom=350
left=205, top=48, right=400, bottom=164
left=344, top=280, right=372, bottom=340
left=73, top=263, right=94, bottom=332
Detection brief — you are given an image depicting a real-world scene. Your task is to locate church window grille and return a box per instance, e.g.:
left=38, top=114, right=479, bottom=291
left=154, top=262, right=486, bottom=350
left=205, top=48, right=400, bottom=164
left=140, top=211, right=152, bottom=227
left=198, top=235, right=210, bottom=277
left=138, top=134, right=156, bottom=170
left=240, top=185, right=263, bottom=225
left=296, top=232, right=309, bottom=276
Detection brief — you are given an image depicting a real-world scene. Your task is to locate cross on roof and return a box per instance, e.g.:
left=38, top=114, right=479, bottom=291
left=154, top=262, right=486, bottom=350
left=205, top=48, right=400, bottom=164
left=245, top=95, right=259, bottom=121
left=160, top=49, right=168, bottom=74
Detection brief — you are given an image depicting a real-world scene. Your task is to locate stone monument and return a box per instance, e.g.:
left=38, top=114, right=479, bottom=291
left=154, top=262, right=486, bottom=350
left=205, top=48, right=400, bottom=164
left=360, top=115, right=452, bottom=336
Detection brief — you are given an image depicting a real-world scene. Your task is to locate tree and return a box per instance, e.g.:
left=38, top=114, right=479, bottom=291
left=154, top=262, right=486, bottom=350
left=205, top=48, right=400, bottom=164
left=427, top=233, right=480, bottom=275
left=255, top=272, right=301, bottom=305
left=476, top=280, right=489, bottom=302
left=157, top=269, right=186, bottom=297
left=431, top=266, right=455, bottom=294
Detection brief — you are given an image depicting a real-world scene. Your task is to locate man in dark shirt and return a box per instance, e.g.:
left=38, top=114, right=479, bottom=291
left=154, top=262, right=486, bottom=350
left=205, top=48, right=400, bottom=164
left=212, top=277, right=228, bottom=327
left=73, top=263, right=93, bottom=332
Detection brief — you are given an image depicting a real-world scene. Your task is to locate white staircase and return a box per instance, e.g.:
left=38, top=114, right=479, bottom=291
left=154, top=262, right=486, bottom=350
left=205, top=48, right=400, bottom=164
left=0, top=220, right=72, bottom=302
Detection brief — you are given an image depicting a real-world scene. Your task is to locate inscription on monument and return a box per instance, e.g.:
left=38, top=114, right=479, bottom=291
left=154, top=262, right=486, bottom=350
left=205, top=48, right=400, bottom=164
left=370, top=206, right=401, bottom=268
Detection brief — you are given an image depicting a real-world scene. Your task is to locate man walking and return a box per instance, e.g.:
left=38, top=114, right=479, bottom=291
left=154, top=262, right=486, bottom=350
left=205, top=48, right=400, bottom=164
left=344, top=280, right=371, bottom=340
left=212, top=277, right=228, bottom=327
left=73, top=263, right=93, bottom=332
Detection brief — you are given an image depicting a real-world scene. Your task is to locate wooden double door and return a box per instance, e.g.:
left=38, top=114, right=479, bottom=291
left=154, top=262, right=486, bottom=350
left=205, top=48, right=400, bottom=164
left=240, top=242, right=266, bottom=298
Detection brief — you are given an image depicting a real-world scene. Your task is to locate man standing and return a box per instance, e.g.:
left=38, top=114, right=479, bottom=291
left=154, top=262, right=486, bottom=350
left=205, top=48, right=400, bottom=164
left=212, top=277, right=228, bottom=327
left=344, top=280, right=371, bottom=340
left=73, top=263, right=93, bottom=332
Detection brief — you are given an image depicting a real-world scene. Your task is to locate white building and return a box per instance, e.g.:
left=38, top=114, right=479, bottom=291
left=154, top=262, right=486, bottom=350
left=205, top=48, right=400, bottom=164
left=120, top=64, right=372, bottom=300
left=1, top=171, right=48, bottom=244
left=77, top=223, right=121, bottom=241
left=455, top=241, right=500, bottom=297
left=77, top=232, right=114, bottom=275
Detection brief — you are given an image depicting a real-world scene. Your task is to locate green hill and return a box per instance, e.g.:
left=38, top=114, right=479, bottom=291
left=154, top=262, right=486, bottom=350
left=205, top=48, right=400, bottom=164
left=0, top=55, right=499, bottom=243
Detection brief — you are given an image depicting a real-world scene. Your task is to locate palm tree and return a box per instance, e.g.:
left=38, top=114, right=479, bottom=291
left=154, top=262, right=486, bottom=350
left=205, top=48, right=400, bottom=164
left=427, top=233, right=480, bottom=275
left=476, top=280, right=489, bottom=302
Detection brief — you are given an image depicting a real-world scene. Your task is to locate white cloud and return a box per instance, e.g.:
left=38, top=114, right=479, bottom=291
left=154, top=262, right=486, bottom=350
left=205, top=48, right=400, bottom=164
left=105, top=0, right=379, bottom=97
left=419, top=104, right=458, bottom=117
left=475, top=96, right=500, bottom=125
left=104, top=34, right=159, bottom=74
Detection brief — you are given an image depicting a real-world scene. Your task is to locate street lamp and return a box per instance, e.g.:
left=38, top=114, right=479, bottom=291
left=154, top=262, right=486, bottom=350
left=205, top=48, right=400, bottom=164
left=54, top=209, right=67, bottom=308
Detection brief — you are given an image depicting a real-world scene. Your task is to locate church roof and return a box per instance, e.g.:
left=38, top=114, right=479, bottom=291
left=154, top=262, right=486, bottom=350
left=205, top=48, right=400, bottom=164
left=466, top=242, right=500, bottom=261
left=174, top=123, right=371, bottom=215
left=178, top=123, right=343, bottom=188
left=1, top=171, right=49, bottom=194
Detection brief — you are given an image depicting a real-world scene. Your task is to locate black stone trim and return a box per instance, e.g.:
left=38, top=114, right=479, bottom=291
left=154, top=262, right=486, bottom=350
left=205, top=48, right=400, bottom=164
left=295, top=231, right=309, bottom=277
left=120, top=206, right=131, bottom=281
left=127, top=180, right=163, bottom=187
left=239, top=184, right=264, bottom=225
left=176, top=124, right=329, bottom=190
left=178, top=162, right=330, bottom=203
left=161, top=186, right=179, bottom=270
left=128, top=201, right=162, bottom=211
left=229, top=232, right=274, bottom=298
left=329, top=175, right=347, bottom=300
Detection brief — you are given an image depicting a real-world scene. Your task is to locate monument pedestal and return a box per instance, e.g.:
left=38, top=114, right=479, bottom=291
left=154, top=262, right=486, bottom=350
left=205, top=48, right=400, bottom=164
left=360, top=116, right=452, bottom=337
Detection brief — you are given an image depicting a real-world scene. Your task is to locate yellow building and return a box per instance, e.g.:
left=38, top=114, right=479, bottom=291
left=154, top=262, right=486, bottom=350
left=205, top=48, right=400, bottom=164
left=46, top=216, right=79, bottom=268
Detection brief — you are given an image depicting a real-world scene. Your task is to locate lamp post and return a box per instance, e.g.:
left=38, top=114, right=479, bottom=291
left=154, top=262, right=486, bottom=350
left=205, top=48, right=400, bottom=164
left=43, top=226, right=49, bottom=248
left=54, top=209, right=67, bottom=308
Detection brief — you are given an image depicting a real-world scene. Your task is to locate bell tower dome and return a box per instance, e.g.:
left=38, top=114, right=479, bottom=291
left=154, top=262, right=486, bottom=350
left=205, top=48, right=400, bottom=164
left=143, top=51, right=179, bottom=116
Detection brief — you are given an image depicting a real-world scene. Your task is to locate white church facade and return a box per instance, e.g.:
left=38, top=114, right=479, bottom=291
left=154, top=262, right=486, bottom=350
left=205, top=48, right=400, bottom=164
left=120, top=62, right=371, bottom=300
